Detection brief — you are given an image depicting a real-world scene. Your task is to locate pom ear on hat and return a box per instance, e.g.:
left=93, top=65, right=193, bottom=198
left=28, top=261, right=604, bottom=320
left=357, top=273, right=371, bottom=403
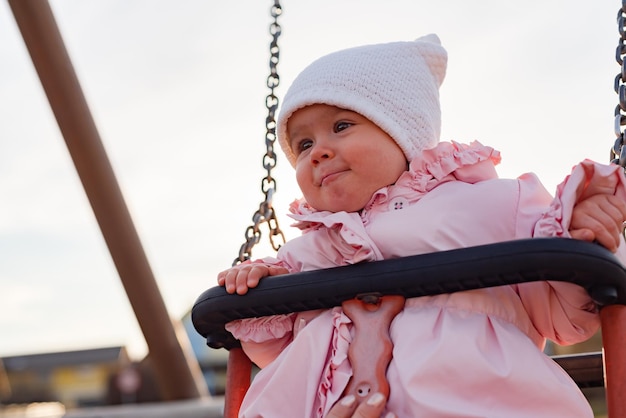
left=414, top=34, right=447, bottom=86
left=277, top=34, right=448, bottom=167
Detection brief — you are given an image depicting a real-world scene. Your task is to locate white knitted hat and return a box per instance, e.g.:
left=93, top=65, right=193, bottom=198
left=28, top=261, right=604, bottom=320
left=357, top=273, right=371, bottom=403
left=277, top=34, right=448, bottom=167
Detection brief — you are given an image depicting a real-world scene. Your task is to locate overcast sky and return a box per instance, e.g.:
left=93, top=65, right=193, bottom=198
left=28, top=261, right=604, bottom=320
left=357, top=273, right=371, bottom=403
left=0, top=1, right=622, bottom=360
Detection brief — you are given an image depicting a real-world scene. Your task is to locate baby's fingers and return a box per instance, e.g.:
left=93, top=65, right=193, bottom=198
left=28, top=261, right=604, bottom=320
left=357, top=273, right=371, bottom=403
left=217, top=264, right=282, bottom=295
left=571, top=195, right=626, bottom=252
left=326, top=392, right=395, bottom=418
left=569, top=228, right=595, bottom=243
left=267, top=265, right=289, bottom=276
left=584, top=218, right=620, bottom=253
left=217, top=268, right=243, bottom=294
left=216, top=269, right=230, bottom=287
left=609, top=194, right=626, bottom=221
left=593, top=196, right=626, bottom=251
left=244, top=265, right=272, bottom=292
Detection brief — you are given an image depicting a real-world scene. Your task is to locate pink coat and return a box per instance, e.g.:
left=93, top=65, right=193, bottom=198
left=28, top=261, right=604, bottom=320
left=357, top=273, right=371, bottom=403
left=226, top=141, right=626, bottom=417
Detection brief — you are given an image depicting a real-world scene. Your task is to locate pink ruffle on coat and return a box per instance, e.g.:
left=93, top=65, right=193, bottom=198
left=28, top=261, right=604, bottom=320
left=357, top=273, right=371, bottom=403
left=226, top=141, right=626, bottom=418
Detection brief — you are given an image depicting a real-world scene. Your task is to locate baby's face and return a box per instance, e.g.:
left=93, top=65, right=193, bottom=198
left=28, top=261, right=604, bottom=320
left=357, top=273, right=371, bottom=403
left=287, top=104, right=406, bottom=212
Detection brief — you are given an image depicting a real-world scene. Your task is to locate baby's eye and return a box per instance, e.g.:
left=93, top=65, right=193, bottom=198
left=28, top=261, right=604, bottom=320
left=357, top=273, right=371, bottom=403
left=295, top=138, right=313, bottom=154
left=334, top=121, right=352, bottom=132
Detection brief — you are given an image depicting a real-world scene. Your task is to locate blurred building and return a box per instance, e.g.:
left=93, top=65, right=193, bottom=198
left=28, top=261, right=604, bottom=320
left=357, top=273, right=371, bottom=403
left=0, top=346, right=130, bottom=408
left=0, top=312, right=228, bottom=410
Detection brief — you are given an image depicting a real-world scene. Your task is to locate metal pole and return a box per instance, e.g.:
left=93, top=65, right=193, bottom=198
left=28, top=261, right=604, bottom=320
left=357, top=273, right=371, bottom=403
left=8, top=0, right=207, bottom=401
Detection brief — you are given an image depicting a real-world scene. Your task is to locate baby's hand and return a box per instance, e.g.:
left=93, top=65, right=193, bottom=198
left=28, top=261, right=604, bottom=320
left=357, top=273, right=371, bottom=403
left=217, top=263, right=289, bottom=295
left=569, top=194, right=626, bottom=253
left=326, top=392, right=396, bottom=418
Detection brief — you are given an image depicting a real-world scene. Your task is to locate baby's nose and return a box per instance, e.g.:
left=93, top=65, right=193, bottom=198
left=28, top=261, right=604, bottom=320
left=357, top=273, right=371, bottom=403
left=310, top=141, right=334, bottom=163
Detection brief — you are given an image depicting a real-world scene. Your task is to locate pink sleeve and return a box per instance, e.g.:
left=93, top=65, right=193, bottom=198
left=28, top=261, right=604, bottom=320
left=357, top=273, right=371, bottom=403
left=225, top=314, right=296, bottom=368
left=515, top=281, right=600, bottom=345
left=220, top=256, right=297, bottom=368
left=535, top=160, right=626, bottom=257
left=513, top=172, right=555, bottom=238
left=222, top=232, right=359, bottom=369
left=518, top=161, right=626, bottom=345
left=534, top=159, right=626, bottom=263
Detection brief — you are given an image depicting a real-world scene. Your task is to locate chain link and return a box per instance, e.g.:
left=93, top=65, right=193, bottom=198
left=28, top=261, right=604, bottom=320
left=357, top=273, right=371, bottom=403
left=612, top=1, right=626, bottom=169
left=234, top=0, right=286, bottom=265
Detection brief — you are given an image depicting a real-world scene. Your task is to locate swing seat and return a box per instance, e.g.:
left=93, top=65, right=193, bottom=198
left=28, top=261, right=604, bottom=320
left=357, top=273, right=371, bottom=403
left=192, top=238, right=626, bottom=417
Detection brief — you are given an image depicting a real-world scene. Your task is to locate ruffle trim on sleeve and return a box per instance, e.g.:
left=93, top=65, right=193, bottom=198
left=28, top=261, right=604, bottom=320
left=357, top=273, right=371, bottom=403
left=534, top=160, right=626, bottom=238
left=225, top=313, right=296, bottom=343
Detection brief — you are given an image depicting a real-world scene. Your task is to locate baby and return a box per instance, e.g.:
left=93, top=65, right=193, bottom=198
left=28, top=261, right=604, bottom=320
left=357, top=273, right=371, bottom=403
left=219, top=34, right=626, bottom=417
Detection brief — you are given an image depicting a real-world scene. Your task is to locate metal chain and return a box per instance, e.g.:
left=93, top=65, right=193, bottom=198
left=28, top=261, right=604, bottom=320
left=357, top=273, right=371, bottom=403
left=614, top=2, right=626, bottom=239
left=612, top=1, right=626, bottom=169
left=234, top=0, right=286, bottom=265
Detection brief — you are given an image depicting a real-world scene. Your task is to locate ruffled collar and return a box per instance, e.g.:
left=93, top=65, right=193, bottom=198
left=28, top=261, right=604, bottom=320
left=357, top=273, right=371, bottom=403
left=288, top=141, right=501, bottom=231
